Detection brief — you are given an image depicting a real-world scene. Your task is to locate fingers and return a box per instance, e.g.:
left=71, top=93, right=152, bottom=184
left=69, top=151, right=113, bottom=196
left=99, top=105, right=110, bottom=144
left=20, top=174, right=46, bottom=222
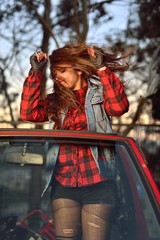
left=35, top=51, right=48, bottom=62
left=87, top=46, right=105, bottom=69
left=30, top=51, right=48, bottom=72
left=87, top=47, right=96, bottom=58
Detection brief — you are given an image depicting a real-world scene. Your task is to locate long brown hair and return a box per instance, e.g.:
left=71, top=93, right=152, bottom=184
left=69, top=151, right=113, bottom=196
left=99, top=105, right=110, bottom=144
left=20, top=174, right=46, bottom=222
left=46, top=43, right=130, bottom=128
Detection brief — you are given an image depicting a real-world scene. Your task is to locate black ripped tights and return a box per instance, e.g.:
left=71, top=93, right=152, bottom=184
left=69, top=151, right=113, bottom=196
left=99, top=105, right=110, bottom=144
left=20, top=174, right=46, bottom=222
left=51, top=198, right=114, bottom=240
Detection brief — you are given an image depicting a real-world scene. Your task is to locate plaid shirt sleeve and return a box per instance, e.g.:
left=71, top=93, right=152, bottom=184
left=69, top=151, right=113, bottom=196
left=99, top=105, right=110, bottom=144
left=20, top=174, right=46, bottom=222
left=97, top=67, right=129, bottom=116
left=20, top=70, right=48, bottom=122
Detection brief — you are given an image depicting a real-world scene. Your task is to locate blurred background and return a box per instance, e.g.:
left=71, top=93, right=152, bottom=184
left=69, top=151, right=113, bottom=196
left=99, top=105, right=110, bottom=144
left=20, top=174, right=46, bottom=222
left=0, top=0, right=159, bottom=190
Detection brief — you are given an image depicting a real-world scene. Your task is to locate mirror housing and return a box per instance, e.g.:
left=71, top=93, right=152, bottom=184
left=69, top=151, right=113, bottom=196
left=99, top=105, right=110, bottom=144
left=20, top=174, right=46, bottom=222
left=5, top=152, right=43, bottom=165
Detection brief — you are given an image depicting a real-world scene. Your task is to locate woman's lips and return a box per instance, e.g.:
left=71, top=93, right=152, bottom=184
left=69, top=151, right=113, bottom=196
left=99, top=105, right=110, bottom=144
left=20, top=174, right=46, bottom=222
left=56, top=77, right=65, bottom=83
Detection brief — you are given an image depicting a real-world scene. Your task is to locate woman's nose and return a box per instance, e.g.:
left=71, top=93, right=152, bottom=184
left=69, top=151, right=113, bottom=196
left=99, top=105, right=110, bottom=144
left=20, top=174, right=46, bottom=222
left=53, top=71, right=61, bottom=80
left=55, top=74, right=64, bottom=82
left=55, top=73, right=60, bottom=80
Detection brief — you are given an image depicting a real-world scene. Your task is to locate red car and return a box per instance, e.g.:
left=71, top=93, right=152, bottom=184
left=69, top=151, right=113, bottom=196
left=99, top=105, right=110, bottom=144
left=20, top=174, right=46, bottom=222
left=0, top=129, right=159, bottom=240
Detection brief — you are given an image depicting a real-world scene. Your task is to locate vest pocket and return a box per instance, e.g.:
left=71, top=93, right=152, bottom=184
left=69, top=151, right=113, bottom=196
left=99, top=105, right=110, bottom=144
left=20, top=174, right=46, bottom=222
left=92, top=104, right=112, bottom=133
left=90, top=93, right=103, bottom=104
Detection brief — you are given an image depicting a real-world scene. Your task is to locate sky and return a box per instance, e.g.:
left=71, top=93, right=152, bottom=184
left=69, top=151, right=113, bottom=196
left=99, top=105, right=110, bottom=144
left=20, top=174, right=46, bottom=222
left=87, top=0, right=134, bottom=44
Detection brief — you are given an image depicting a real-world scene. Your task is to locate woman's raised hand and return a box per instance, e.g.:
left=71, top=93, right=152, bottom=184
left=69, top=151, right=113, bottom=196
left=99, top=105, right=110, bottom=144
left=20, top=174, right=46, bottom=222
left=30, top=51, right=48, bottom=72
left=87, top=46, right=105, bottom=69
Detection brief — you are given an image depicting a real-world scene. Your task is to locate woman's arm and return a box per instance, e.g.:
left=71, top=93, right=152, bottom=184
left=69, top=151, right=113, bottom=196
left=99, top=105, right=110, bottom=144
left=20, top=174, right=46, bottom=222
left=20, top=52, right=48, bottom=122
left=98, top=66, right=129, bottom=117
left=20, top=70, right=48, bottom=122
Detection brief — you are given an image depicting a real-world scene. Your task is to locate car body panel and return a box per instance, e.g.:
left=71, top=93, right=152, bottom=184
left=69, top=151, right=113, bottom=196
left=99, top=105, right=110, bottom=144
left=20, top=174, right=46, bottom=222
left=0, top=129, right=159, bottom=240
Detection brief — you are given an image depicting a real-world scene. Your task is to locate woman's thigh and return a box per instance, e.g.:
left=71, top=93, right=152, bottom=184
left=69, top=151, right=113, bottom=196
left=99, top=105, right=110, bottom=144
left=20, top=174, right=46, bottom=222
left=82, top=203, right=114, bottom=240
left=51, top=198, right=81, bottom=238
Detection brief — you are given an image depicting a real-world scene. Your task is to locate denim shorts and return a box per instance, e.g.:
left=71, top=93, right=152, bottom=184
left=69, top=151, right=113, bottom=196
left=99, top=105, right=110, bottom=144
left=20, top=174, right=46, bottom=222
left=51, top=180, right=117, bottom=206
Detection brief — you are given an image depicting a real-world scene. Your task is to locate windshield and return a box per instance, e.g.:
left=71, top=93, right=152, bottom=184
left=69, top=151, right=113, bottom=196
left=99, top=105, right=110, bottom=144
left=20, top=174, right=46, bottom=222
left=0, top=136, right=159, bottom=240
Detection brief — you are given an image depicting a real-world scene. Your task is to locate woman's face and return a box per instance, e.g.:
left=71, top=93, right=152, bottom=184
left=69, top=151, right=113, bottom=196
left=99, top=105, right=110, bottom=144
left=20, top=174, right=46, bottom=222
left=52, top=64, right=87, bottom=90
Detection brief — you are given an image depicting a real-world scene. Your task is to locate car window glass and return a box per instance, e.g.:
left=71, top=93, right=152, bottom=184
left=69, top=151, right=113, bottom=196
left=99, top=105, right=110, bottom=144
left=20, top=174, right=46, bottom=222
left=0, top=139, right=159, bottom=240
left=116, top=144, right=160, bottom=239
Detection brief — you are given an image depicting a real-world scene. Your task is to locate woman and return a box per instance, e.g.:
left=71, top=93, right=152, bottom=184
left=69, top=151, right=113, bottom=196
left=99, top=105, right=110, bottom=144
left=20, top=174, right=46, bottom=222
left=20, top=43, right=129, bottom=240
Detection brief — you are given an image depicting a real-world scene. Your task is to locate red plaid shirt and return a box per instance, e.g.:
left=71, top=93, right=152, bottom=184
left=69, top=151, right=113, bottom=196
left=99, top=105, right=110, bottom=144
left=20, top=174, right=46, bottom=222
left=55, top=85, right=107, bottom=186
left=20, top=67, right=129, bottom=187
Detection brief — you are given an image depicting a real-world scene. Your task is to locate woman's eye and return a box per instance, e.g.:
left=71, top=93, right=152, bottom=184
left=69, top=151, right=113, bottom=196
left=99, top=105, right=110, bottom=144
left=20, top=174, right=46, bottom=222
left=59, top=68, right=66, bottom=73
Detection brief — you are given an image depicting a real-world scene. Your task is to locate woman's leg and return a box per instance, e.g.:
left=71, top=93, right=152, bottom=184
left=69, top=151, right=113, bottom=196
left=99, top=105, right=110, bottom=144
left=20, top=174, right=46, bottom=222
left=51, top=198, right=82, bottom=240
left=82, top=203, right=114, bottom=240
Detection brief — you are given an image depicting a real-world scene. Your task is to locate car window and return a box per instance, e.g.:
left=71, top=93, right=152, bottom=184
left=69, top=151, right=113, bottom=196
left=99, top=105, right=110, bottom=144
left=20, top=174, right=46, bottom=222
left=0, top=137, right=159, bottom=240
left=115, top=144, right=160, bottom=240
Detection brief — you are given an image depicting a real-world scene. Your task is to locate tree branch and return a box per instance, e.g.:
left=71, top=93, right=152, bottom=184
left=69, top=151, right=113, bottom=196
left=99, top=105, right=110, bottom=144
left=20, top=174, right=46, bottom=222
left=19, top=0, right=59, bottom=47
